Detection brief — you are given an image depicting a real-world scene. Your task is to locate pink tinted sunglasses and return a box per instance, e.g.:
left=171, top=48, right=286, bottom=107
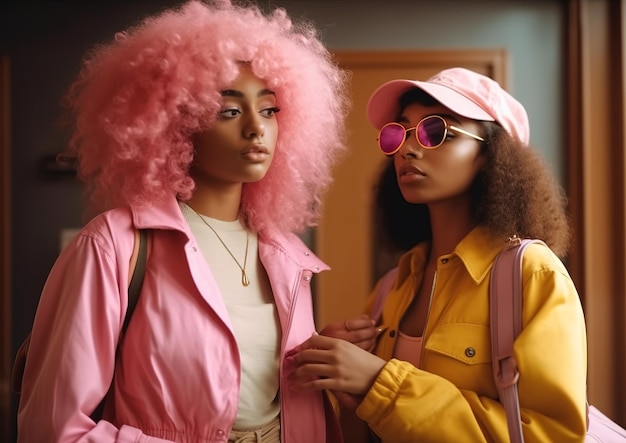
left=377, top=115, right=484, bottom=155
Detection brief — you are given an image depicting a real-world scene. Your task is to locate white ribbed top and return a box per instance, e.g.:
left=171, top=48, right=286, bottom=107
left=180, top=202, right=280, bottom=429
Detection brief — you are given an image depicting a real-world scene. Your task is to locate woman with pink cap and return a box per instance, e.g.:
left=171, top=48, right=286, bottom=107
left=290, top=68, right=587, bottom=442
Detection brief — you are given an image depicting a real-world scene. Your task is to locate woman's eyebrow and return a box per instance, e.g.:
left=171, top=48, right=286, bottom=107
left=220, top=89, right=276, bottom=98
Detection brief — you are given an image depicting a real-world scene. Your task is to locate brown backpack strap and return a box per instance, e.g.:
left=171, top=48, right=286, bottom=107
left=11, top=334, right=30, bottom=393
left=124, top=229, right=148, bottom=333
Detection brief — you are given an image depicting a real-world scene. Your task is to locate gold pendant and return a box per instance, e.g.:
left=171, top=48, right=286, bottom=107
left=242, top=270, right=250, bottom=287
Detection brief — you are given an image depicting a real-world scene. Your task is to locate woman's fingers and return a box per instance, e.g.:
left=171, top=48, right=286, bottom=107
left=289, top=336, right=387, bottom=395
left=319, top=315, right=381, bottom=349
left=344, top=314, right=376, bottom=332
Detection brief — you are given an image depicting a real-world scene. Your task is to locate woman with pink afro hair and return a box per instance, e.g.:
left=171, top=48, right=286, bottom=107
left=16, top=1, right=349, bottom=442
left=70, top=0, right=348, bottom=234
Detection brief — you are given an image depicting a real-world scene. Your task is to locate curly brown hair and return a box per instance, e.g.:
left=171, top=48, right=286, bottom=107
left=471, top=121, right=571, bottom=256
left=374, top=97, right=571, bottom=259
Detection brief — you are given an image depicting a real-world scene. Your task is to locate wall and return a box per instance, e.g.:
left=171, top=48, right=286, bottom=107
left=0, top=0, right=564, bottom=440
left=288, top=0, right=565, bottom=177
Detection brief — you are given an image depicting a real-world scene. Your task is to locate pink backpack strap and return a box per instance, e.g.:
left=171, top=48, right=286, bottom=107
left=490, top=238, right=546, bottom=443
left=371, top=267, right=398, bottom=323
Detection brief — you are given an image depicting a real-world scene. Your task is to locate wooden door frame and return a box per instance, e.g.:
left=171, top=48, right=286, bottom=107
left=332, top=49, right=508, bottom=87
left=566, top=0, right=626, bottom=425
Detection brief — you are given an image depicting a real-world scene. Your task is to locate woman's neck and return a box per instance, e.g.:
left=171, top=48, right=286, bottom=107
left=186, top=183, right=243, bottom=221
left=426, top=197, right=476, bottom=260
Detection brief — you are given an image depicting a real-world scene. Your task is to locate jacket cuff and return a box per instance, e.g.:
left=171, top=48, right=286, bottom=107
left=356, top=358, right=412, bottom=423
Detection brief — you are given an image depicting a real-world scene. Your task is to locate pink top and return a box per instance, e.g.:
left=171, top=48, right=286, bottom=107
left=17, top=197, right=341, bottom=443
left=393, top=331, right=422, bottom=368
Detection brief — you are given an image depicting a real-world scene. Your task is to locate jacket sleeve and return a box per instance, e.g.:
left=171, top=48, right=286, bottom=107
left=355, top=247, right=587, bottom=443
left=17, top=231, right=173, bottom=443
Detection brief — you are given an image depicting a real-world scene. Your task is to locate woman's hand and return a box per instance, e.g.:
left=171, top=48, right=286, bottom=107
left=319, top=315, right=381, bottom=351
left=288, top=334, right=387, bottom=410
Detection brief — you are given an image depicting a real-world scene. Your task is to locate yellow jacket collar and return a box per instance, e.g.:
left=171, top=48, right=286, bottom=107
left=398, top=226, right=509, bottom=285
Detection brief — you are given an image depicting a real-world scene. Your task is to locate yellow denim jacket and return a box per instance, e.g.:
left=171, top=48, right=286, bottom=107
left=357, top=227, right=587, bottom=442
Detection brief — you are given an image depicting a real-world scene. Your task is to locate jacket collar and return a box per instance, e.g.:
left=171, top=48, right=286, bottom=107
left=453, top=226, right=509, bottom=284
left=128, top=196, right=328, bottom=271
left=399, top=226, right=509, bottom=285
left=130, top=197, right=190, bottom=233
left=259, top=230, right=330, bottom=273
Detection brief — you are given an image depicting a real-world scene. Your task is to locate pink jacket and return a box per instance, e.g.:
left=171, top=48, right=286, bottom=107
left=18, top=197, right=341, bottom=443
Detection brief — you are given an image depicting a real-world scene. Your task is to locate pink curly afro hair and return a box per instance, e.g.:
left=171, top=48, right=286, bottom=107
left=66, top=0, right=350, bottom=235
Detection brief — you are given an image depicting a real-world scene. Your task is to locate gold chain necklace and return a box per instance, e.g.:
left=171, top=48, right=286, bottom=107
left=190, top=207, right=250, bottom=287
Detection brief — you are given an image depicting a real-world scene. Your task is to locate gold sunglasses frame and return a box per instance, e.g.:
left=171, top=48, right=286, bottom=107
left=377, top=115, right=485, bottom=155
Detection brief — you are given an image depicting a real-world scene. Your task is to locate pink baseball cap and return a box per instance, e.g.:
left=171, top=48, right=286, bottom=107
left=366, top=67, right=530, bottom=145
